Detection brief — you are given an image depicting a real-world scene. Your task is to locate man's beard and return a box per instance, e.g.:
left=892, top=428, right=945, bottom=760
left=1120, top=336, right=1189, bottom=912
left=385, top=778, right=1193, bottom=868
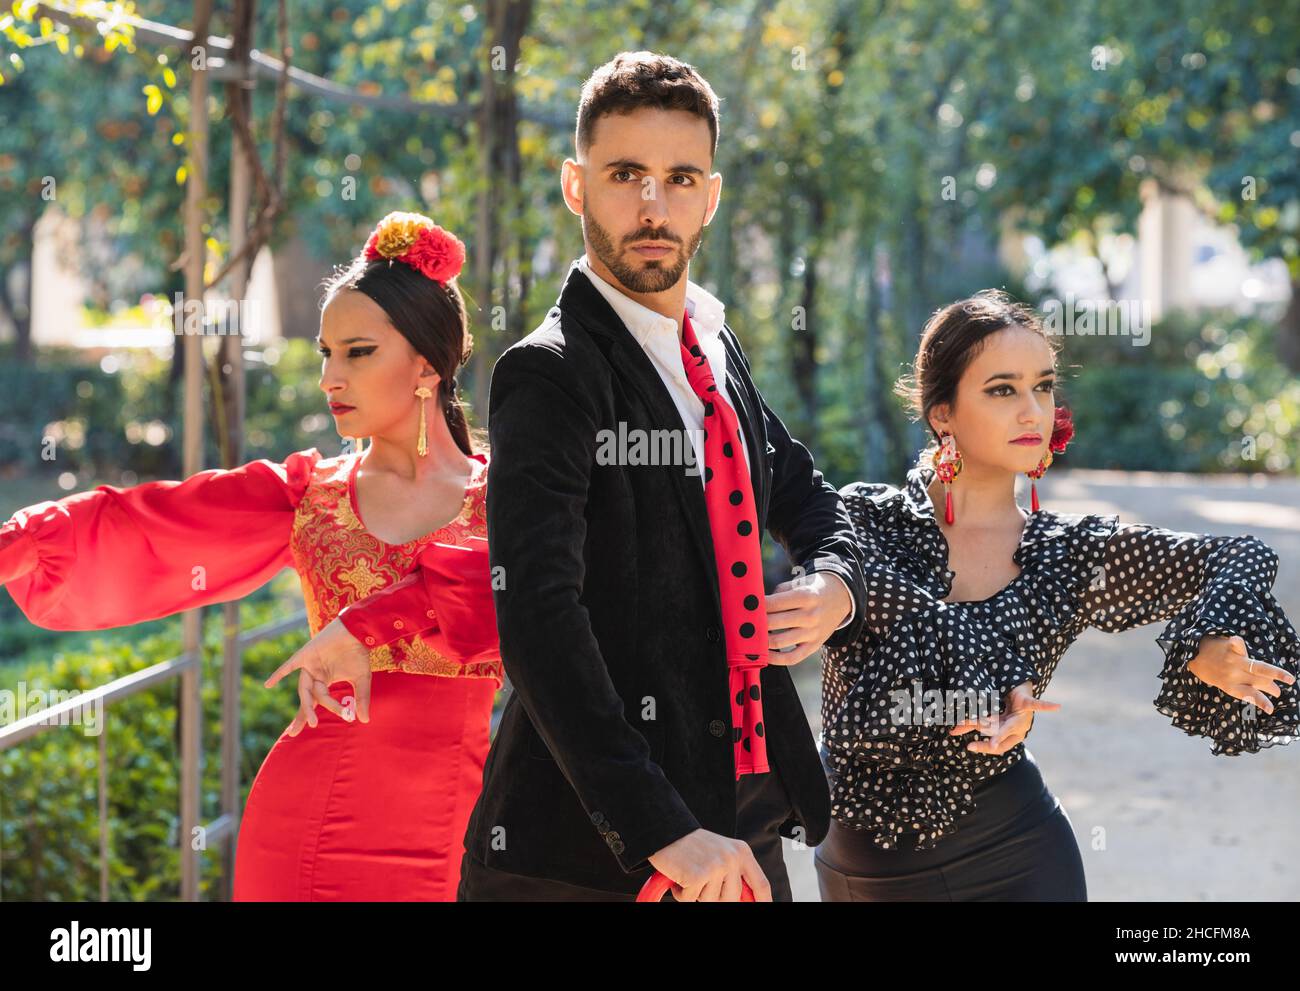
left=584, top=209, right=703, bottom=294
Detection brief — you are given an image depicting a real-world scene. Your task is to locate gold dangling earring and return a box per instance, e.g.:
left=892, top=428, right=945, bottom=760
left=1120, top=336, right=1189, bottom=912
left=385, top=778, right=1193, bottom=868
left=414, top=385, right=433, bottom=457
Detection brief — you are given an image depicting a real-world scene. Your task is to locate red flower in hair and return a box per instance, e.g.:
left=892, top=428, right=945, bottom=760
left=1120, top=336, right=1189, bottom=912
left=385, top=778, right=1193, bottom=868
left=400, top=226, right=466, bottom=284
left=1049, top=406, right=1075, bottom=454
left=362, top=211, right=466, bottom=285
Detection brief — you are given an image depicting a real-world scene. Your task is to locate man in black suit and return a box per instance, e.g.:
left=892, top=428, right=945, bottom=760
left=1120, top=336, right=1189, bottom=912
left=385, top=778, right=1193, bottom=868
left=457, top=52, right=867, bottom=901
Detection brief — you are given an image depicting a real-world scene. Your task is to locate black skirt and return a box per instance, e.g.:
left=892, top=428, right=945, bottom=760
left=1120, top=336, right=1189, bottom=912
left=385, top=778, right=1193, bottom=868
left=814, top=749, right=1087, bottom=901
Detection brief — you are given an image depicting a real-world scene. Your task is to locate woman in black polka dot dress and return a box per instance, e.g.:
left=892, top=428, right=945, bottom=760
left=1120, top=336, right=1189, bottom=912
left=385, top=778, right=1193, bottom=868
left=814, top=290, right=1300, bottom=901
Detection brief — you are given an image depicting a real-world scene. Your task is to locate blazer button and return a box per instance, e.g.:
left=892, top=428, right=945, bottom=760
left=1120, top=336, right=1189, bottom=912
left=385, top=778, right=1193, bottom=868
left=596, top=822, right=609, bottom=836
left=708, top=719, right=726, bottom=737
left=706, top=627, right=720, bottom=643
left=590, top=810, right=605, bottom=825
left=611, top=839, right=626, bottom=856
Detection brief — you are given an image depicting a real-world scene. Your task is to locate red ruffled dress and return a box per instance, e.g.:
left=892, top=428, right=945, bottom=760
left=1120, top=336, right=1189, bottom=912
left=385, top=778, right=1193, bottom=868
left=0, top=448, right=502, bottom=901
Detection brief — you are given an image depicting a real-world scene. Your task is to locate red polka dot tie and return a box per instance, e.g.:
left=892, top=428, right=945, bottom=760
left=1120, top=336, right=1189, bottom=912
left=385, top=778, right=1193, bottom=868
left=678, top=310, right=769, bottom=778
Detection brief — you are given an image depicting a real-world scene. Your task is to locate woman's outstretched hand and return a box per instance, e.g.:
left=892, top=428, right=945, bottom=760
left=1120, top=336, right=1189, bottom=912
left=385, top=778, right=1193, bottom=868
left=1188, top=635, right=1295, bottom=714
left=265, top=617, right=372, bottom=735
left=950, top=680, right=1060, bottom=755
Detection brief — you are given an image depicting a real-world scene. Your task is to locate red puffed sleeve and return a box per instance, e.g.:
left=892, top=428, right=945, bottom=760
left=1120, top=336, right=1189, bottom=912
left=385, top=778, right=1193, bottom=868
left=0, top=449, right=323, bottom=630
left=337, top=536, right=499, bottom=667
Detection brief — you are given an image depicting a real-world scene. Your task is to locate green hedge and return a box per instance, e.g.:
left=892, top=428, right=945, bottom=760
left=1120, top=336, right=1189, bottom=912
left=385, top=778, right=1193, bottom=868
left=0, top=586, right=306, bottom=901
left=0, top=338, right=339, bottom=482
left=1058, top=310, right=1300, bottom=474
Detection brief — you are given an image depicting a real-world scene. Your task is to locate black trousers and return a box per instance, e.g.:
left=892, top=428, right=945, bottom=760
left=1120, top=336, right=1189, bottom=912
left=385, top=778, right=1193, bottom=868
left=814, top=749, right=1087, bottom=902
left=457, top=763, right=796, bottom=901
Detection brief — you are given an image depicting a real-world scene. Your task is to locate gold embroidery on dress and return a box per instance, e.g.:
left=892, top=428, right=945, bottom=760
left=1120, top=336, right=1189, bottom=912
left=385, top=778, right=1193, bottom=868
left=334, top=497, right=364, bottom=532
left=395, top=634, right=462, bottom=676
left=339, top=558, right=387, bottom=599
left=287, top=452, right=501, bottom=684
left=369, top=642, right=397, bottom=672
left=299, top=575, right=323, bottom=636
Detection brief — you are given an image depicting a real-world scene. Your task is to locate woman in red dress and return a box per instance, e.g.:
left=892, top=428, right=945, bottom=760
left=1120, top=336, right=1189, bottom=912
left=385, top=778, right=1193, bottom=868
left=0, top=212, right=500, bottom=901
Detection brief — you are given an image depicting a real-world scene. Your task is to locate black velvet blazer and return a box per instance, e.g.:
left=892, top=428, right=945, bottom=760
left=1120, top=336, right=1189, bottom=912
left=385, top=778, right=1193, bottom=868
left=462, top=262, right=867, bottom=894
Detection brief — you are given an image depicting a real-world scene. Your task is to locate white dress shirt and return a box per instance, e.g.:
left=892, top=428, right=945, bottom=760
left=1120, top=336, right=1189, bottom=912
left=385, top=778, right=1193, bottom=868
left=577, top=253, right=747, bottom=477
left=576, top=255, right=853, bottom=632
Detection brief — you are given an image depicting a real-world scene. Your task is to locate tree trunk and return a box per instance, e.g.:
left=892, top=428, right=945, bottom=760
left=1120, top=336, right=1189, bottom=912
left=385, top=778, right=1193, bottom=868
left=860, top=234, right=889, bottom=481
left=472, top=0, right=532, bottom=424
left=794, top=190, right=823, bottom=445
left=0, top=213, right=37, bottom=362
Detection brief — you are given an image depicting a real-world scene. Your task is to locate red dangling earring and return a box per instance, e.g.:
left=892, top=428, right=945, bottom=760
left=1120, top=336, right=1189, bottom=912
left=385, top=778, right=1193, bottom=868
left=931, top=431, right=963, bottom=525
left=1025, top=406, right=1076, bottom=512
left=1025, top=450, right=1053, bottom=512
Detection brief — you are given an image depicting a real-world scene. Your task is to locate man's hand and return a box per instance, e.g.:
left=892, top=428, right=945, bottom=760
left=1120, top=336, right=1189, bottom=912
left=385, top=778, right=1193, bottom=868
left=950, top=681, right=1059, bottom=755
left=1188, top=635, right=1295, bottom=714
left=265, top=616, right=373, bottom=736
left=764, top=572, right=852, bottom=666
left=647, top=828, right=772, bottom=902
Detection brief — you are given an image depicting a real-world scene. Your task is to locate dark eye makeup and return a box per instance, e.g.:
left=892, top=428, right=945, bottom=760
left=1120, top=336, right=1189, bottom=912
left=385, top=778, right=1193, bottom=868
left=986, top=380, right=1055, bottom=397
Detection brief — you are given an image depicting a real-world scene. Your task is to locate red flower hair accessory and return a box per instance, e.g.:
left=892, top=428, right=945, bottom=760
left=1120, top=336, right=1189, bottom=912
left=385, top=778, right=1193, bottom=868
left=1048, top=405, right=1074, bottom=454
left=363, top=211, right=466, bottom=285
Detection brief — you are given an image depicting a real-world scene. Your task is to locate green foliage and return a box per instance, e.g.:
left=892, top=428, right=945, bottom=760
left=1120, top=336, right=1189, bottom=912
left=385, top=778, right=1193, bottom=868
left=982, top=0, right=1299, bottom=280
left=1058, top=311, right=1299, bottom=472
left=0, top=1, right=188, bottom=307
left=0, top=344, right=173, bottom=477
left=3, top=0, right=1298, bottom=494
left=0, top=337, right=340, bottom=481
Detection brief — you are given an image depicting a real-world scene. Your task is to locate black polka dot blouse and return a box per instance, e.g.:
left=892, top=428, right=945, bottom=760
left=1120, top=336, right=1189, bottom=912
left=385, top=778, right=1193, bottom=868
left=820, top=462, right=1300, bottom=851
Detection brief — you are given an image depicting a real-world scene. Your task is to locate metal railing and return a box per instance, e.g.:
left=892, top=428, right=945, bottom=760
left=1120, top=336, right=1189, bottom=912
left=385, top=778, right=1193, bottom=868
left=0, top=603, right=308, bottom=901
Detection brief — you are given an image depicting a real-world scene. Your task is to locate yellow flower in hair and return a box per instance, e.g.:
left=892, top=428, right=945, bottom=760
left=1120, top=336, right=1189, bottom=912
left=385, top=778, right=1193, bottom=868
left=369, top=211, right=430, bottom=258
left=362, top=210, right=467, bottom=284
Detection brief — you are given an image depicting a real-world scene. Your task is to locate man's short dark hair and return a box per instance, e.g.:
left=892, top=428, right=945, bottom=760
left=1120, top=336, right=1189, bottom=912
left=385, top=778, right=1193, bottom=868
left=575, top=51, right=720, bottom=160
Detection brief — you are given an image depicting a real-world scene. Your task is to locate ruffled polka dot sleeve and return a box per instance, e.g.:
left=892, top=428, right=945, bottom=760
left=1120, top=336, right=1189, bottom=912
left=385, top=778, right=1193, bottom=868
left=1080, top=524, right=1300, bottom=754
left=839, top=482, right=951, bottom=635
